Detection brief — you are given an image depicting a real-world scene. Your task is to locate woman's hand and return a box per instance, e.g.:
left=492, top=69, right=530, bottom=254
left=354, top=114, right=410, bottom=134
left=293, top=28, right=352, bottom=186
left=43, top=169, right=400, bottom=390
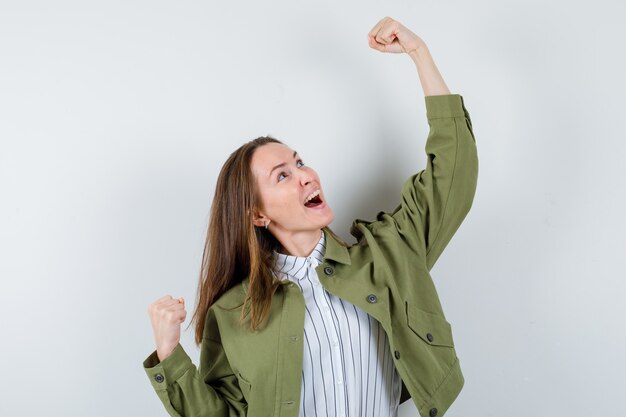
left=367, top=16, right=426, bottom=56
left=367, top=16, right=450, bottom=96
left=148, top=295, right=187, bottom=362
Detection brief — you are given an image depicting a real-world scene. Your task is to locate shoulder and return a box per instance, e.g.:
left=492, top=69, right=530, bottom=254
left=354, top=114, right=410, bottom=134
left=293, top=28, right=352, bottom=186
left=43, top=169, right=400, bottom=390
left=201, top=279, right=248, bottom=342
left=349, top=207, right=400, bottom=244
left=213, top=279, right=248, bottom=310
left=209, top=275, right=282, bottom=317
left=347, top=208, right=426, bottom=267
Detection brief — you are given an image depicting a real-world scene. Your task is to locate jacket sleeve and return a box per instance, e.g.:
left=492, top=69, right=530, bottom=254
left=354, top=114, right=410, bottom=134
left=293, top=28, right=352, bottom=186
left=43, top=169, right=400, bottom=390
left=143, top=334, right=247, bottom=416
left=391, top=94, right=478, bottom=271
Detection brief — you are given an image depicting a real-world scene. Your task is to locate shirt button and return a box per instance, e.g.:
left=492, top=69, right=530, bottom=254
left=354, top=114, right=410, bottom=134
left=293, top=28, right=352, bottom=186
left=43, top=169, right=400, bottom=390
left=366, top=294, right=377, bottom=303
left=427, top=333, right=434, bottom=342
left=429, top=407, right=438, bottom=417
left=336, top=380, right=343, bottom=385
left=324, top=266, right=334, bottom=275
left=154, top=373, right=164, bottom=383
left=394, top=350, right=401, bottom=359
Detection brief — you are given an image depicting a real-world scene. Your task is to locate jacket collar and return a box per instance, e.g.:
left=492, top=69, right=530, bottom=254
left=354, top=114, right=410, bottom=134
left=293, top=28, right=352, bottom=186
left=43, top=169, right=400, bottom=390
left=240, top=227, right=351, bottom=290
left=272, top=227, right=352, bottom=271
left=321, top=226, right=351, bottom=266
left=273, top=230, right=326, bottom=280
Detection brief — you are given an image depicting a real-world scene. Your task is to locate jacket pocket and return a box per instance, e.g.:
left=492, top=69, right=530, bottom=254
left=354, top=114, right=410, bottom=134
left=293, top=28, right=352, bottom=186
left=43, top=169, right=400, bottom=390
left=406, top=302, right=455, bottom=348
left=236, top=371, right=253, bottom=400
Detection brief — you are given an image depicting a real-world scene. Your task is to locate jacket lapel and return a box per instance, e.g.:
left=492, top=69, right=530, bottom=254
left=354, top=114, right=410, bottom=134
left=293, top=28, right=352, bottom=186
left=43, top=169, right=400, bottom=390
left=321, top=226, right=351, bottom=265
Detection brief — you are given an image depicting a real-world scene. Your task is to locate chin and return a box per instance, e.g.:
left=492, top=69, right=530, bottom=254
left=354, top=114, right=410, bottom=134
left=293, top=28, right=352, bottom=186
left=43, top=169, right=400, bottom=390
left=322, top=211, right=335, bottom=227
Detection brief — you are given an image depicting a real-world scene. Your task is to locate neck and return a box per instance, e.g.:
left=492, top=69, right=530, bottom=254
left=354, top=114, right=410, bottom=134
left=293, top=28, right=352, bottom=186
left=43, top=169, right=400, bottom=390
left=274, top=228, right=323, bottom=257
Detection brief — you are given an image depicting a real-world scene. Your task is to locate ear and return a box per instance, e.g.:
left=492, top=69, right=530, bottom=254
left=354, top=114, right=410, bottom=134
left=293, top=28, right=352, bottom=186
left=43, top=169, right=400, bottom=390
left=251, top=207, right=269, bottom=228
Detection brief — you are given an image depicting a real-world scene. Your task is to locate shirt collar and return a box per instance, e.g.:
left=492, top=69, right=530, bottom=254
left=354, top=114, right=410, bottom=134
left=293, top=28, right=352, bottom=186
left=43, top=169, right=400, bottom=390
left=273, top=229, right=326, bottom=280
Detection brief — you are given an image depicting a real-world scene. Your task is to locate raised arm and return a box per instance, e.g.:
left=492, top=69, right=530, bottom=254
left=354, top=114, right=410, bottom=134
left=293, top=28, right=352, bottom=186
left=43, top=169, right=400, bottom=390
left=367, top=17, right=479, bottom=270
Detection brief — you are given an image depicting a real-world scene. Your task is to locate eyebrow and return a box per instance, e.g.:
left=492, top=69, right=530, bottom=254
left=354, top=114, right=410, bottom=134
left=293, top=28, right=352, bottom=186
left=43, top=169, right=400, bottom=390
left=269, top=151, right=298, bottom=178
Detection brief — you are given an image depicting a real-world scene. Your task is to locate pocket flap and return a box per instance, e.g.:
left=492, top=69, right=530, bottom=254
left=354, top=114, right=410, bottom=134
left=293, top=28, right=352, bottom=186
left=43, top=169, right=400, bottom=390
left=236, top=371, right=252, bottom=392
left=406, top=302, right=455, bottom=348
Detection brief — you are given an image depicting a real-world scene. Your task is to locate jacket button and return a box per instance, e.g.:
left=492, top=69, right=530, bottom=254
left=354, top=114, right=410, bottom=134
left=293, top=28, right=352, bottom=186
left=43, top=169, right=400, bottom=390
left=394, top=350, right=400, bottom=359
left=324, top=266, right=334, bottom=275
left=427, top=332, right=434, bottom=342
left=429, top=407, right=438, bottom=417
left=154, top=373, right=164, bottom=383
left=366, top=294, right=377, bottom=303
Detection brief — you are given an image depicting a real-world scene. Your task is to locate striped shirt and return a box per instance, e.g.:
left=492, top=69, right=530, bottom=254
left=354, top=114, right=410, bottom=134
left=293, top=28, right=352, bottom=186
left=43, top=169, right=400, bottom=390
left=272, top=230, right=402, bottom=417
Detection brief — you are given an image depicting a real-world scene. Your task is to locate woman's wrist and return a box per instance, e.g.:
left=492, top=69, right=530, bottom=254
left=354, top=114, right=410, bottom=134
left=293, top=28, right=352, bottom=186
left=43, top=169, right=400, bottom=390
left=407, top=41, right=428, bottom=62
left=157, top=344, right=177, bottom=362
left=409, top=44, right=451, bottom=97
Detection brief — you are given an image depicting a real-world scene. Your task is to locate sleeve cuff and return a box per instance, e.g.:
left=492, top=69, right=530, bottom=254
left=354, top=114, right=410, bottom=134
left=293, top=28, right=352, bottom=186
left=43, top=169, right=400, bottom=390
left=425, top=94, right=467, bottom=120
left=143, top=343, right=194, bottom=391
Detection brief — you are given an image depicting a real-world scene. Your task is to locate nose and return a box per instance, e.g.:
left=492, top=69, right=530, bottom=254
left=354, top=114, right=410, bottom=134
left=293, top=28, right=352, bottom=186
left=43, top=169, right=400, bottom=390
left=299, top=169, right=314, bottom=186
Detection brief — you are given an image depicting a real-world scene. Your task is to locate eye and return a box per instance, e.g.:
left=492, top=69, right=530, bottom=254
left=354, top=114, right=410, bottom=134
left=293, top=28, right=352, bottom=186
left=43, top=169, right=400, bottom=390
left=277, top=159, right=304, bottom=182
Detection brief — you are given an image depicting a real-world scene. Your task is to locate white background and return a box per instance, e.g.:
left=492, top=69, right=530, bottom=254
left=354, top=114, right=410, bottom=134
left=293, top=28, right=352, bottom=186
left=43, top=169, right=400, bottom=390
left=1, top=1, right=625, bottom=416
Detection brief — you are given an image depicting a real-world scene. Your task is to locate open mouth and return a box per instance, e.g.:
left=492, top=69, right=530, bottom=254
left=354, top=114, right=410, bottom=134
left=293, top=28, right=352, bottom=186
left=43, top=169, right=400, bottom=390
left=304, top=190, right=323, bottom=208
left=304, top=194, right=324, bottom=208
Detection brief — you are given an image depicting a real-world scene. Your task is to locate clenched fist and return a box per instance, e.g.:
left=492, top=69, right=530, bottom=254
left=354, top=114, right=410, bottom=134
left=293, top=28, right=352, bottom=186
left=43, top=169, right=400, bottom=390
left=148, top=295, right=187, bottom=362
left=367, top=16, right=427, bottom=55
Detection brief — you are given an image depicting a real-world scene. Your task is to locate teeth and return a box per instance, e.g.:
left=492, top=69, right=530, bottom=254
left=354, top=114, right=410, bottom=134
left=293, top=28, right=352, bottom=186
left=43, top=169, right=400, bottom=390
left=304, top=189, right=320, bottom=204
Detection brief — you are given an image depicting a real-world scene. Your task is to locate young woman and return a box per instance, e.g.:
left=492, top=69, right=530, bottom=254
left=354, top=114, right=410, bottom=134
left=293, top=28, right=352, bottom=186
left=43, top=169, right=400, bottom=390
left=144, top=16, right=478, bottom=417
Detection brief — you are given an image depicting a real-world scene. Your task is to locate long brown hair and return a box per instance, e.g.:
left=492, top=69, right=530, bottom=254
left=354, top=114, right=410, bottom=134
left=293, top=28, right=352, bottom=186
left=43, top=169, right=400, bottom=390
left=188, top=135, right=347, bottom=345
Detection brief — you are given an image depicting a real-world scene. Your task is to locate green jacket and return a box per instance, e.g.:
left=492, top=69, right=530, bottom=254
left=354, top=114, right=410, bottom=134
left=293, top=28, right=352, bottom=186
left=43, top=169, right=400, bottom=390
left=143, top=94, right=479, bottom=417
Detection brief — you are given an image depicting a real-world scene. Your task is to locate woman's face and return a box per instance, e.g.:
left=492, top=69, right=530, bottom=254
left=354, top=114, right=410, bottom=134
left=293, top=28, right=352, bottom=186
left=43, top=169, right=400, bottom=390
left=250, top=142, right=334, bottom=233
